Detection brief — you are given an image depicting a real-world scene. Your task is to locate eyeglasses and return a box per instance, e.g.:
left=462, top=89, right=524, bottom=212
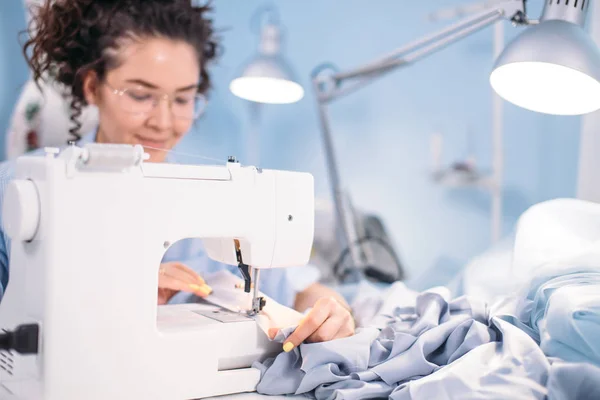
left=104, top=82, right=207, bottom=120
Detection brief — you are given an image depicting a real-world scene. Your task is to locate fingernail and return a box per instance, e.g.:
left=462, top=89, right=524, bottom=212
left=201, top=285, right=213, bottom=295
left=189, top=284, right=203, bottom=291
left=283, top=342, right=294, bottom=352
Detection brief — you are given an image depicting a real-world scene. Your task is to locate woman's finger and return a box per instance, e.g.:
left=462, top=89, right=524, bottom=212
left=158, top=288, right=176, bottom=305
left=161, top=263, right=202, bottom=287
left=283, top=297, right=337, bottom=351
left=159, top=272, right=211, bottom=298
left=171, top=263, right=206, bottom=286
left=306, top=315, right=346, bottom=343
left=268, top=328, right=279, bottom=340
left=159, top=262, right=195, bottom=284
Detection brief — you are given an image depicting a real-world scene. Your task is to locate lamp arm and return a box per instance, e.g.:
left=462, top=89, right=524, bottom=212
left=321, top=10, right=504, bottom=103
left=339, top=10, right=501, bottom=78
left=315, top=2, right=529, bottom=103
left=311, top=0, right=526, bottom=279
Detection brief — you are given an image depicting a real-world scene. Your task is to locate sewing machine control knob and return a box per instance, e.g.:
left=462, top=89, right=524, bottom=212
left=3, top=180, right=40, bottom=242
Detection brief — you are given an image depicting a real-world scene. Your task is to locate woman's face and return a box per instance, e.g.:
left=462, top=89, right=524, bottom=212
left=83, top=37, right=201, bottom=162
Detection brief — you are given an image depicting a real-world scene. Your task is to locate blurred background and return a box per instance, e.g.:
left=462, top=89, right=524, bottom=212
left=0, top=0, right=593, bottom=289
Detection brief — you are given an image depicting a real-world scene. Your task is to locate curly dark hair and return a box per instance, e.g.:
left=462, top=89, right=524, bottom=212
left=22, top=0, right=220, bottom=142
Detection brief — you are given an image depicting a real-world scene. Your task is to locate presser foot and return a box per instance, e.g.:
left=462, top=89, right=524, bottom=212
left=248, top=296, right=267, bottom=316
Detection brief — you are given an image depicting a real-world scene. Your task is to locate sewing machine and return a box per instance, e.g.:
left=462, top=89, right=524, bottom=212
left=0, top=143, right=314, bottom=400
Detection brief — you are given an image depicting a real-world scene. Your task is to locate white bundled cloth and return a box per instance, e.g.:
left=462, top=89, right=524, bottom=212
left=6, top=0, right=98, bottom=160
left=511, top=198, right=600, bottom=282
left=5, top=78, right=98, bottom=160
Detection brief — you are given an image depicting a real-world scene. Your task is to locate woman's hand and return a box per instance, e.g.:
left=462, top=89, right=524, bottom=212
left=269, top=296, right=355, bottom=352
left=157, top=261, right=212, bottom=305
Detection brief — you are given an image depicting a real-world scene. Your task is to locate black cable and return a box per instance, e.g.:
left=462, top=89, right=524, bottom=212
left=332, top=236, right=403, bottom=284
left=0, top=324, right=39, bottom=355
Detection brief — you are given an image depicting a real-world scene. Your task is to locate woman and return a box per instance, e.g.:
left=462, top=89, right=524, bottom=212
left=0, top=0, right=354, bottom=351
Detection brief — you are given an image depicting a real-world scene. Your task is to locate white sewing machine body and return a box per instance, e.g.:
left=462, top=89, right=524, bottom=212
left=0, top=144, right=314, bottom=400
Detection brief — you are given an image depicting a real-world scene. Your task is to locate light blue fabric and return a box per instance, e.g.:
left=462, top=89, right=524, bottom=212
left=254, top=273, right=600, bottom=399
left=546, top=361, right=600, bottom=400
left=493, top=265, right=600, bottom=366
left=0, top=132, right=320, bottom=307
left=253, top=283, right=545, bottom=399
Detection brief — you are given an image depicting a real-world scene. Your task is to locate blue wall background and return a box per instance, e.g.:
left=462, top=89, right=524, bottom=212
left=0, top=1, right=583, bottom=280
left=0, top=1, right=28, bottom=157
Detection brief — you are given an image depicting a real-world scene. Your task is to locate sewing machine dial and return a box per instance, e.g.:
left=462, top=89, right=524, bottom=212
left=3, top=180, right=40, bottom=242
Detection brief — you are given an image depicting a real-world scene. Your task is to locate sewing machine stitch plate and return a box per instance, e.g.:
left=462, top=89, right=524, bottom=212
left=193, top=309, right=254, bottom=323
